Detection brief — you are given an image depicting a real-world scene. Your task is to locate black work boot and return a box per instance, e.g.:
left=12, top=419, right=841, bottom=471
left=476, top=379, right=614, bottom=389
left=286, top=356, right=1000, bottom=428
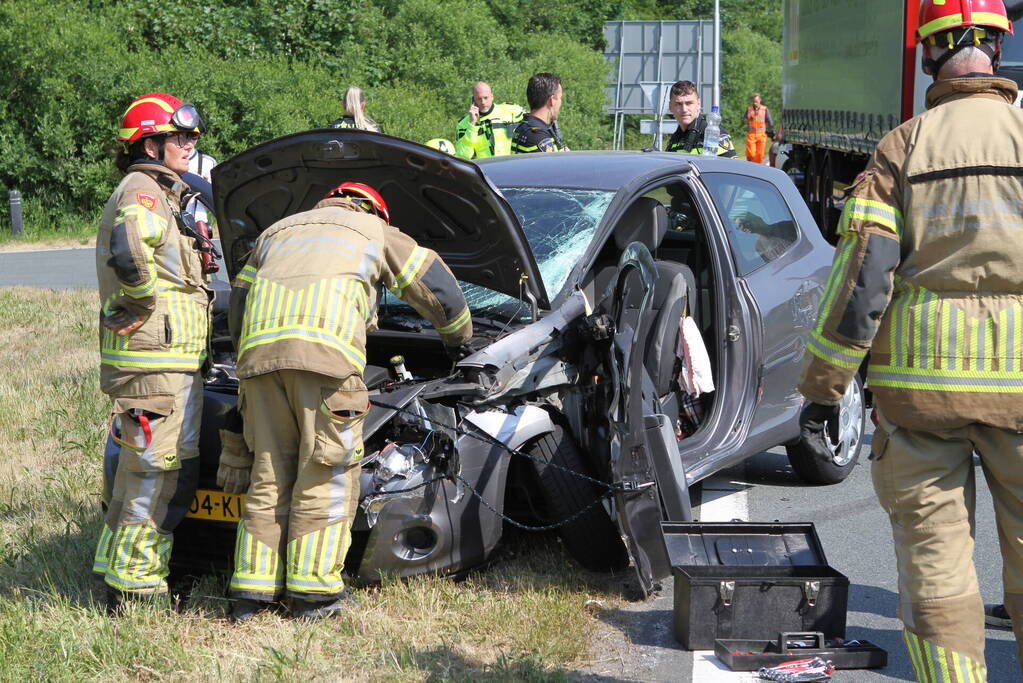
left=291, top=588, right=360, bottom=621
left=229, top=598, right=269, bottom=624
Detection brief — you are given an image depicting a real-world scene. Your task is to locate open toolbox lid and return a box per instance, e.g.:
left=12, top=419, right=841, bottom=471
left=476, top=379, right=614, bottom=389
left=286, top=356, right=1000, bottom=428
left=663, top=522, right=830, bottom=568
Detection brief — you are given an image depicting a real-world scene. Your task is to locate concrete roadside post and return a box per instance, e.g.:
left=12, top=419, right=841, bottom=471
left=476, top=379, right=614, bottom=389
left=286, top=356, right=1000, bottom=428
left=8, top=190, right=23, bottom=236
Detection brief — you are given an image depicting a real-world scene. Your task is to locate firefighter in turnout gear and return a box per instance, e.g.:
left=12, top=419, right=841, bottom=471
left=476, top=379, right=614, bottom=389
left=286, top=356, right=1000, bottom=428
left=798, top=1, right=1023, bottom=678
left=454, top=81, right=524, bottom=159
left=224, top=182, right=472, bottom=621
left=92, top=92, right=212, bottom=607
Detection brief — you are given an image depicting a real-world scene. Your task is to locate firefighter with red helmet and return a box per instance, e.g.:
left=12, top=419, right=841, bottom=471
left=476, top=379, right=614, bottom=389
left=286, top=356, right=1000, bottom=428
left=92, top=93, right=213, bottom=609
left=798, top=0, right=1023, bottom=678
left=220, top=182, right=473, bottom=621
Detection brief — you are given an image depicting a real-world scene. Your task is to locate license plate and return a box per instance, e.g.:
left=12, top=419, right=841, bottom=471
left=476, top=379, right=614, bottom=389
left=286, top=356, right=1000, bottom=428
left=186, top=488, right=245, bottom=522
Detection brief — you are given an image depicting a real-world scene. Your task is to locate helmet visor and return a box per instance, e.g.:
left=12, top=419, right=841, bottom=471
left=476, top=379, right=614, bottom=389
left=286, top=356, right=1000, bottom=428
left=171, top=103, right=205, bottom=134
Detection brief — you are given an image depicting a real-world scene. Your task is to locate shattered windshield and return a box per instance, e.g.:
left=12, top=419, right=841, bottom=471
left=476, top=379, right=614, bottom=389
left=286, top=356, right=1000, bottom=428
left=381, top=187, right=613, bottom=321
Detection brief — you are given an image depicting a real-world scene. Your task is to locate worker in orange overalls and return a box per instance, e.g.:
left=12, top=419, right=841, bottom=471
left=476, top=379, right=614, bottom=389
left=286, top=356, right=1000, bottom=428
left=744, top=93, right=773, bottom=164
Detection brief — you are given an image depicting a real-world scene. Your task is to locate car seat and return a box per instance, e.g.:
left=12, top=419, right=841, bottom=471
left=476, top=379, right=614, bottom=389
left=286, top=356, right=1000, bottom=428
left=608, top=198, right=699, bottom=421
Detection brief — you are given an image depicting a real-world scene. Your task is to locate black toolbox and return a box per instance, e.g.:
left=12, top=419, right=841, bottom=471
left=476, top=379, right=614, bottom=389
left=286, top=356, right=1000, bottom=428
left=714, top=631, right=887, bottom=671
left=666, top=522, right=849, bottom=650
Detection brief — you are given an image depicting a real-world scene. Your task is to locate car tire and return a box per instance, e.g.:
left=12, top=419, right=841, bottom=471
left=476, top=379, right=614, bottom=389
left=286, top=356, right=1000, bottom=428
left=525, top=425, right=629, bottom=573
left=785, top=375, right=866, bottom=485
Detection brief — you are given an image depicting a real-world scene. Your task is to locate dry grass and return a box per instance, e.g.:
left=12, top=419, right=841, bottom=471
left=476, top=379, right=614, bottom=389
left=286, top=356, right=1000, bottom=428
left=0, top=287, right=631, bottom=681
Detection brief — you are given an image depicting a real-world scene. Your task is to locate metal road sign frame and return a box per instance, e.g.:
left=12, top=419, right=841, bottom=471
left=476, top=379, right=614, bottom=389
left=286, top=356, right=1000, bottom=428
left=604, top=20, right=719, bottom=150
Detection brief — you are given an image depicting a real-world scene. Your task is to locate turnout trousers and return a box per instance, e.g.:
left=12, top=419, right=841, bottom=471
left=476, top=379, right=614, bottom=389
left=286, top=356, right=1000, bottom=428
left=229, top=369, right=366, bottom=603
left=872, top=413, right=1023, bottom=681
left=92, top=371, right=202, bottom=595
left=745, top=132, right=767, bottom=164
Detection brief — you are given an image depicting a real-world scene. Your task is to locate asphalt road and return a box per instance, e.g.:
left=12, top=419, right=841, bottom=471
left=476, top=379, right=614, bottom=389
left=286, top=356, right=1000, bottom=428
left=4, top=246, right=1020, bottom=680
left=0, top=246, right=99, bottom=289
left=588, top=427, right=1020, bottom=682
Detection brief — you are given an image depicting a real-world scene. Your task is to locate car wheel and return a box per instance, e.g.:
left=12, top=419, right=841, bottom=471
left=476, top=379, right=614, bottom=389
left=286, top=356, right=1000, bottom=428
left=786, top=375, right=866, bottom=485
left=526, top=425, right=629, bottom=573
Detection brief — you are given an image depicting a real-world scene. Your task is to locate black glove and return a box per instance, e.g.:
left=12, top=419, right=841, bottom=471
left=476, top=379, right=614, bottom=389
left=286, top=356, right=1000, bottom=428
left=446, top=343, right=474, bottom=362
left=799, top=402, right=840, bottom=465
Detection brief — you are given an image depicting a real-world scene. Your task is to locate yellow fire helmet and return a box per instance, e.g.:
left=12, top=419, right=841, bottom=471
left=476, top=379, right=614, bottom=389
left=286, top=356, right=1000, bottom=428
left=425, top=138, right=456, bottom=154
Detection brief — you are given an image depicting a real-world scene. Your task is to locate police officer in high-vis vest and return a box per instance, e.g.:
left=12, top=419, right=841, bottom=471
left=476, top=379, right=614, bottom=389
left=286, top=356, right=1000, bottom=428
left=92, top=93, right=213, bottom=608
left=454, top=82, right=524, bottom=159
left=664, top=80, right=736, bottom=157
left=221, top=182, right=472, bottom=621
left=798, top=1, right=1023, bottom=678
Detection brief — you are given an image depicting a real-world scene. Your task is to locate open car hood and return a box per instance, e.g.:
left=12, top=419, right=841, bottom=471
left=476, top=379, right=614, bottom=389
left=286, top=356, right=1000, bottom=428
left=212, top=129, right=548, bottom=307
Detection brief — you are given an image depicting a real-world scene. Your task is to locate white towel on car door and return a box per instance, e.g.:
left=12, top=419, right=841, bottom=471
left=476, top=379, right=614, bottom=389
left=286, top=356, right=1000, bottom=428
left=676, top=316, right=714, bottom=396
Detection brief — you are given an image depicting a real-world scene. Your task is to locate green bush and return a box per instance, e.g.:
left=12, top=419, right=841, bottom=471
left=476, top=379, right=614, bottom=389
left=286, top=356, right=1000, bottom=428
left=0, top=0, right=778, bottom=236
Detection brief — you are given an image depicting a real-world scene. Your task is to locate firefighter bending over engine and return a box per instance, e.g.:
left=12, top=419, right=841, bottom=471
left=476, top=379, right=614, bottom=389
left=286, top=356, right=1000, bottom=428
left=219, top=182, right=473, bottom=621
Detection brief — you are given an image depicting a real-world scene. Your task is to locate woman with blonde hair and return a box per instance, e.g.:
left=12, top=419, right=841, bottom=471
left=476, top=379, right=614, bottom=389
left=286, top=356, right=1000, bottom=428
left=328, top=86, right=383, bottom=133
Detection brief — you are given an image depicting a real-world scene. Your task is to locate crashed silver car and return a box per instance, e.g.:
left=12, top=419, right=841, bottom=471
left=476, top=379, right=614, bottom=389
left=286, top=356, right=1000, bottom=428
left=129, top=130, right=865, bottom=595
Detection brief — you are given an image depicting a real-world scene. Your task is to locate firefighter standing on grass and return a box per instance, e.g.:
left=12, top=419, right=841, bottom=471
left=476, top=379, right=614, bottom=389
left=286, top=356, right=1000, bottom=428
left=219, top=182, right=472, bottom=621
left=92, top=93, right=213, bottom=608
left=798, top=1, right=1023, bottom=679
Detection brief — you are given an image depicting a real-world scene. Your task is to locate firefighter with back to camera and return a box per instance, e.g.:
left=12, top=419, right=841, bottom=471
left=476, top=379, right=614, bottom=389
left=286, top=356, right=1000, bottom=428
left=219, top=182, right=473, bottom=621
left=798, top=1, right=1023, bottom=678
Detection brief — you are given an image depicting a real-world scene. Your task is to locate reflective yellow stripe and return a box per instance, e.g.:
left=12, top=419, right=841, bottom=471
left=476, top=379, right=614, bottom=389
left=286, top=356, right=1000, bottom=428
left=285, top=524, right=349, bottom=595
left=100, top=349, right=204, bottom=368
left=814, top=233, right=858, bottom=323
left=437, top=306, right=471, bottom=335
left=393, top=247, right=429, bottom=296
left=919, top=11, right=1010, bottom=39
left=114, top=205, right=167, bottom=297
left=840, top=197, right=903, bottom=239
left=235, top=264, right=257, bottom=286
left=92, top=524, right=115, bottom=574
left=230, top=523, right=284, bottom=596
left=869, top=364, right=1023, bottom=392
left=239, top=276, right=366, bottom=363
left=239, top=326, right=366, bottom=370
left=807, top=330, right=867, bottom=369
left=105, top=524, right=170, bottom=592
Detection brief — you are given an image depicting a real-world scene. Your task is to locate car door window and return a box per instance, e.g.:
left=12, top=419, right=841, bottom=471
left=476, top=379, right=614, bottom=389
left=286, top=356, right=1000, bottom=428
left=702, top=173, right=798, bottom=275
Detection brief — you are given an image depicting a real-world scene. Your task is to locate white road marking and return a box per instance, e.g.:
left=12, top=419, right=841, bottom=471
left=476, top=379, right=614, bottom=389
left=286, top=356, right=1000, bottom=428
left=691, top=472, right=753, bottom=683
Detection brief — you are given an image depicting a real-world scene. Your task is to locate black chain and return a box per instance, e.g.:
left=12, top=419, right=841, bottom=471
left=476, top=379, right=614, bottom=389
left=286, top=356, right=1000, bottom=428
left=368, top=397, right=625, bottom=531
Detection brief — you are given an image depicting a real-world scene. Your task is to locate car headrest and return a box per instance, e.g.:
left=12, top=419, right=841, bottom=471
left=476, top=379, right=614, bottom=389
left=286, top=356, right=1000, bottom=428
left=613, top=197, right=668, bottom=252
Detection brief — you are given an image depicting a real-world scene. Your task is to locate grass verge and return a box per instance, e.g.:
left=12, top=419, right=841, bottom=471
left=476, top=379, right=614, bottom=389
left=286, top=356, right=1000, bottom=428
left=0, top=287, right=630, bottom=680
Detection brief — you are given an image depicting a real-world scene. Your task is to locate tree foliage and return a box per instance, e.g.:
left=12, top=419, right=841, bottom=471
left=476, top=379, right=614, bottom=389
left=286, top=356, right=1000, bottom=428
left=0, top=0, right=779, bottom=222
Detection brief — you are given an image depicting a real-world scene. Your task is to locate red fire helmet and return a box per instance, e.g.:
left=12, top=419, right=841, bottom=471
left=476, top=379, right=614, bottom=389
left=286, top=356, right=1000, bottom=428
left=323, top=182, right=390, bottom=223
left=918, top=0, right=1013, bottom=43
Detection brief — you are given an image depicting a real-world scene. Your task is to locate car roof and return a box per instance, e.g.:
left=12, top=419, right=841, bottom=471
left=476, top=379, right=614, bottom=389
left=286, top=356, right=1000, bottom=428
left=478, top=150, right=775, bottom=190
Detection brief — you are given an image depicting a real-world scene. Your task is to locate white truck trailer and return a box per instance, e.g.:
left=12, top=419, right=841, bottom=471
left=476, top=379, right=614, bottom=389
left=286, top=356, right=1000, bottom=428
left=782, top=0, right=1023, bottom=240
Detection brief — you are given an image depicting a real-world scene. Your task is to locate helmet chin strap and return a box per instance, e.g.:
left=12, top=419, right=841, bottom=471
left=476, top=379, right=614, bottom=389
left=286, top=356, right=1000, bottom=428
left=923, top=31, right=1001, bottom=78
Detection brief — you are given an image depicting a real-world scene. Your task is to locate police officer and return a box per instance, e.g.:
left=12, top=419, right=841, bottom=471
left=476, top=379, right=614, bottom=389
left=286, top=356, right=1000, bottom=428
left=220, top=182, right=472, bottom=621
left=512, top=73, right=568, bottom=154
left=328, top=86, right=383, bottom=133
left=454, top=82, right=524, bottom=159
left=798, top=1, right=1023, bottom=678
left=92, top=93, right=212, bottom=608
left=664, top=80, right=735, bottom=157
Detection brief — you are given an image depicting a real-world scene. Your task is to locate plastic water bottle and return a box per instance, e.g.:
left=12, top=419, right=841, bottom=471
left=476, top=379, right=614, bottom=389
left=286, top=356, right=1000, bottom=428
left=702, top=105, right=721, bottom=156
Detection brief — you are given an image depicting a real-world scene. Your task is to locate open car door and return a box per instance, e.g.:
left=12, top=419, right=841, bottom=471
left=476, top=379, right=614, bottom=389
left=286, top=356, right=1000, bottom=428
left=594, top=242, right=692, bottom=598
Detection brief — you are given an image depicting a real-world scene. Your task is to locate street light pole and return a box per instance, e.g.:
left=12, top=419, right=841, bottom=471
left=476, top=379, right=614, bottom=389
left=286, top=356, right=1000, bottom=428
left=713, top=0, right=721, bottom=109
